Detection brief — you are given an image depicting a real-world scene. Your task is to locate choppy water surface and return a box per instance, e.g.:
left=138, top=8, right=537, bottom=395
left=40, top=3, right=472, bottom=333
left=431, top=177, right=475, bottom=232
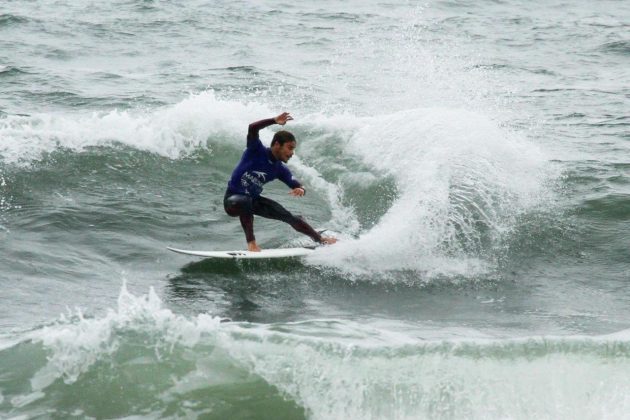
left=1, top=0, right=629, bottom=418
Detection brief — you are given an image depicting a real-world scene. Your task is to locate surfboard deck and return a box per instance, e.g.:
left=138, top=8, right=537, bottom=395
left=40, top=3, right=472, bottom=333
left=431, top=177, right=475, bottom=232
left=167, top=246, right=316, bottom=259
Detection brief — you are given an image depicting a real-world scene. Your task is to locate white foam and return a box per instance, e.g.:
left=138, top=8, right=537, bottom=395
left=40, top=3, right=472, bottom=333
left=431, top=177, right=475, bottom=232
left=0, top=91, right=271, bottom=164
left=9, top=285, right=630, bottom=419
left=227, top=336, right=630, bottom=420
left=10, top=391, right=45, bottom=409
left=306, top=107, right=552, bottom=277
left=27, top=282, right=223, bottom=390
left=289, top=154, right=361, bottom=236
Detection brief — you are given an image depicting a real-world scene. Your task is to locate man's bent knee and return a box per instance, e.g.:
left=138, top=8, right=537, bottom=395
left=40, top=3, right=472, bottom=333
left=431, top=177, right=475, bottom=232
left=224, top=194, right=253, bottom=217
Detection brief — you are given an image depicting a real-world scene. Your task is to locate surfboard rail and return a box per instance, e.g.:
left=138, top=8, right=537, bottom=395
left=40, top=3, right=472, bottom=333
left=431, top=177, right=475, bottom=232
left=167, top=246, right=316, bottom=259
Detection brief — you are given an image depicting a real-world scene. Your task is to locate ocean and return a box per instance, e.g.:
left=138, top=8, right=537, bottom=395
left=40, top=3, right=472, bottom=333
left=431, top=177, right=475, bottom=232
left=1, top=0, right=629, bottom=418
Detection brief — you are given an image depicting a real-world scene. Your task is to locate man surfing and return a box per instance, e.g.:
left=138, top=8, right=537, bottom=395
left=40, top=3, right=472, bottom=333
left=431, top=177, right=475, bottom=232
left=224, top=112, right=337, bottom=252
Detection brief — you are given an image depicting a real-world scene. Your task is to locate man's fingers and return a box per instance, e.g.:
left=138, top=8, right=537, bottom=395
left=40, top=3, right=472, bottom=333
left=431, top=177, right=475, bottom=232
left=278, top=112, right=293, bottom=121
left=276, top=112, right=293, bottom=126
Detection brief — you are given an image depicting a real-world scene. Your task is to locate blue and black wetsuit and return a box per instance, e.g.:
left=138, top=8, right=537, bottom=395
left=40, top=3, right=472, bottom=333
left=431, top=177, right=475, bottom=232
left=224, top=118, right=323, bottom=244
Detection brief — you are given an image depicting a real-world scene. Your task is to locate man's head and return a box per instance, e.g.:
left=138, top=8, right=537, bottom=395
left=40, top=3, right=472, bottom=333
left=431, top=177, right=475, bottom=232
left=270, top=131, right=296, bottom=163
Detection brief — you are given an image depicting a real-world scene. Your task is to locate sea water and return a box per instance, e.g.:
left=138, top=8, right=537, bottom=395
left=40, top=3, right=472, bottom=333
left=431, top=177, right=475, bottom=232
left=1, top=0, right=629, bottom=418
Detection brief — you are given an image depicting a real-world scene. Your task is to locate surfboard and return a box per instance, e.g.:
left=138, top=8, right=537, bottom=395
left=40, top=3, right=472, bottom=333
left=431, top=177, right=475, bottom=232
left=167, top=246, right=316, bottom=259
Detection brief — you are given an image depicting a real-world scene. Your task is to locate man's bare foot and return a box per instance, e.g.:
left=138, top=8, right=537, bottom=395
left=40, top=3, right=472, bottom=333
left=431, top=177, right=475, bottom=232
left=247, top=241, right=261, bottom=252
left=321, top=236, right=337, bottom=245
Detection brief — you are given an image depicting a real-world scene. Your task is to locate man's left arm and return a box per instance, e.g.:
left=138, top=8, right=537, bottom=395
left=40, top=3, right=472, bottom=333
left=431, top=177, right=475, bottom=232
left=278, top=166, right=305, bottom=196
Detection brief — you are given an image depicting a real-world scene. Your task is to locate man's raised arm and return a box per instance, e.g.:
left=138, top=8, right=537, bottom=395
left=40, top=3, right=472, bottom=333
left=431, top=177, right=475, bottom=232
left=246, top=112, right=293, bottom=148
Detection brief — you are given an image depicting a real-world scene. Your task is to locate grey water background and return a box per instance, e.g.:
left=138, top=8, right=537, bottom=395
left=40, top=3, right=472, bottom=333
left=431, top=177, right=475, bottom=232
left=1, top=0, right=629, bottom=418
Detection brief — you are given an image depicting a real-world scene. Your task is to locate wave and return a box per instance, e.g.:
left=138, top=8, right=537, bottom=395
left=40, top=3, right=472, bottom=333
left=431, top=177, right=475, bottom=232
left=0, top=14, right=29, bottom=28
left=0, top=91, right=272, bottom=165
left=0, top=66, right=30, bottom=77
left=0, top=92, right=555, bottom=279
left=303, top=108, right=553, bottom=278
left=580, top=193, right=630, bottom=221
left=598, top=40, right=630, bottom=55
left=2, top=285, right=630, bottom=419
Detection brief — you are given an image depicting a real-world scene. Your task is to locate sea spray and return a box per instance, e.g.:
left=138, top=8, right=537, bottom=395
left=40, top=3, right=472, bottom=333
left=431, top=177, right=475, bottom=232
left=305, top=107, right=552, bottom=278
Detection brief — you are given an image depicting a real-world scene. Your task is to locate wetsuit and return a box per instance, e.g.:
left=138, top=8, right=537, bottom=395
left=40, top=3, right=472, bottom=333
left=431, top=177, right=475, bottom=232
left=224, top=118, right=322, bottom=244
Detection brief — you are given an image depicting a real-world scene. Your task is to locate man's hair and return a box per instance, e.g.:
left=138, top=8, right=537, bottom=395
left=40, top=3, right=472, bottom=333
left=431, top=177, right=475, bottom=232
left=271, top=130, right=296, bottom=146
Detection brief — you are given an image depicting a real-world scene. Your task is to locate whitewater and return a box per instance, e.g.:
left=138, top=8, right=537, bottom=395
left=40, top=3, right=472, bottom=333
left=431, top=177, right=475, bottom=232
left=1, top=0, right=629, bottom=418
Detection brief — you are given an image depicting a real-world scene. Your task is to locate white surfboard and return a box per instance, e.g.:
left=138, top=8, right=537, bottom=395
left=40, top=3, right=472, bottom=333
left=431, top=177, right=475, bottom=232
left=167, top=246, right=315, bottom=259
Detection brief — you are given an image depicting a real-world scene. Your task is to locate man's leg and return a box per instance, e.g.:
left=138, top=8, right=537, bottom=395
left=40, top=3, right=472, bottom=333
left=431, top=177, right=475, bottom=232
left=252, top=196, right=322, bottom=243
left=223, top=194, right=257, bottom=247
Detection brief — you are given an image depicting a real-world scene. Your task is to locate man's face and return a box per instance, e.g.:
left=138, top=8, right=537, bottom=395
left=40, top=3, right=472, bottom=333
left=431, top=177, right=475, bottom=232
left=273, top=141, right=296, bottom=163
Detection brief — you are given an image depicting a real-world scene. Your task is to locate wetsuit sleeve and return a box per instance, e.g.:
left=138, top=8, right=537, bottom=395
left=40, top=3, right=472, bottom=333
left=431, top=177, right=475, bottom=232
left=278, top=165, right=303, bottom=191
left=247, top=118, right=276, bottom=149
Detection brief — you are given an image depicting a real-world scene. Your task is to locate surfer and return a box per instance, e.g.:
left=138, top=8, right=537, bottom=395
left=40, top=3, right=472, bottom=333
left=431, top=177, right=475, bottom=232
left=224, top=112, right=337, bottom=252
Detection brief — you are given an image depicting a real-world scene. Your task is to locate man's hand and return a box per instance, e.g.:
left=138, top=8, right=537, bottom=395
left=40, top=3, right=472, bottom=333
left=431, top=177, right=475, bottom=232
left=274, top=112, right=293, bottom=126
left=289, top=187, right=305, bottom=197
